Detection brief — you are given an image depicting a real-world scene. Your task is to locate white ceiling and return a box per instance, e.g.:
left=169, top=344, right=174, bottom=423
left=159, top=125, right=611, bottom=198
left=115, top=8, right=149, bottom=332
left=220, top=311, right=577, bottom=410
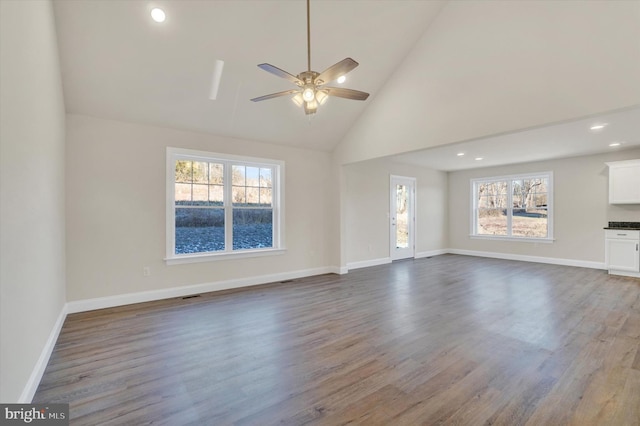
left=52, top=0, right=640, bottom=170
left=391, top=106, right=640, bottom=171
left=52, top=0, right=445, bottom=152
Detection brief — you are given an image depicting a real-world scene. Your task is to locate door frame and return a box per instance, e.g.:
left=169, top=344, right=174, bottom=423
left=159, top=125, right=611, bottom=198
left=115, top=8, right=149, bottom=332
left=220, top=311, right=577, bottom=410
left=390, top=175, right=416, bottom=261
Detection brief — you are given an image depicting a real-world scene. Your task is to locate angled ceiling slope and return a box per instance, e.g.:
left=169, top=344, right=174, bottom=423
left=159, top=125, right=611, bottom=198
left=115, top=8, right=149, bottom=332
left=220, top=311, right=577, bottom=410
left=335, top=0, right=640, bottom=166
left=52, top=0, right=446, bottom=152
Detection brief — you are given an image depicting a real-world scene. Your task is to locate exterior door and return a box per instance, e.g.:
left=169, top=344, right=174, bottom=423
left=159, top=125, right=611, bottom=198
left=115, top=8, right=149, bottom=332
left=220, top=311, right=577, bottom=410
left=390, top=176, right=416, bottom=260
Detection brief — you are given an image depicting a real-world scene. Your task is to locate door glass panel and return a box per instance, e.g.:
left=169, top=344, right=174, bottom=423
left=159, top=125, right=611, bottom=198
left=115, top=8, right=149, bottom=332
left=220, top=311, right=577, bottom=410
left=396, top=184, right=409, bottom=249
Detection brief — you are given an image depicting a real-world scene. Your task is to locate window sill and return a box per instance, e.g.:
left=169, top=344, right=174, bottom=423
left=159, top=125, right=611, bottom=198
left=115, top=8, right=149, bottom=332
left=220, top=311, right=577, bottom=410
left=469, top=235, right=555, bottom=244
left=165, top=248, right=286, bottom=265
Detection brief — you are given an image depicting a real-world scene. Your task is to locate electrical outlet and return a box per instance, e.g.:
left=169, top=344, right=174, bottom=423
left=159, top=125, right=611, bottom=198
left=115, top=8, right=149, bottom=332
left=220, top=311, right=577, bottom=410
left=143, top=267, right=151, bottom=276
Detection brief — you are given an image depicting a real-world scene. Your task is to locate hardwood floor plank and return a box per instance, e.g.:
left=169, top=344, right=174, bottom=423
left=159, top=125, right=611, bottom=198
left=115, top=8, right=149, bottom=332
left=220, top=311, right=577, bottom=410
left=31, top=255, right=640, bottom=425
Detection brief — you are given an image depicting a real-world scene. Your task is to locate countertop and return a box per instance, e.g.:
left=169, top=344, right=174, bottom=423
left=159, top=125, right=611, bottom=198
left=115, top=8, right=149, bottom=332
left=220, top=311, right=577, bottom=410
left=604, top=221, right=640, bottom=230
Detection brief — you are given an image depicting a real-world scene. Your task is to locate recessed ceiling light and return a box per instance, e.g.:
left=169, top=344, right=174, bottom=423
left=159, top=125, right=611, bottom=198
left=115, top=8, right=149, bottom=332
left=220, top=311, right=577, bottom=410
left=475, top=157, right=483, bottom=161
left=590, top=123, right=607, bottom=131
left=609, top=142, right=621, bottom=147
left=151, top=8, right=166, bottom=23
left=456, top=152, right=465, bottom=157
left=337, top=75, right=346, bottom=84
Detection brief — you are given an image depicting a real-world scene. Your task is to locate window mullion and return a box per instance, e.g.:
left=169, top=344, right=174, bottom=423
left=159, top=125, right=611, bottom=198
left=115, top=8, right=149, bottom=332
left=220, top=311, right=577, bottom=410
left=473, top=182, right=478, bottom=234
left=506, top=180, right=513, bottom=236
left=224, top=162, right=233, bottom=252
left=271, top=166, right=278, bottom=247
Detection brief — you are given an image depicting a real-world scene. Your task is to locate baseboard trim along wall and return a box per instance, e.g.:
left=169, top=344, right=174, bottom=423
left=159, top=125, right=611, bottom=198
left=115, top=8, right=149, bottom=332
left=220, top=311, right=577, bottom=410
left=346, top=257, right=392, bottom=271
left=415, top=249, right=449, bottom=259
left=20, top=303, right=68, bottom=403
left=66, top=266, right=340, bottom=314
left=64, top=250, right=606, bottom=314
left=447, top=249, right=606, bottom=270
left=345, top=248, right=603, bottom=272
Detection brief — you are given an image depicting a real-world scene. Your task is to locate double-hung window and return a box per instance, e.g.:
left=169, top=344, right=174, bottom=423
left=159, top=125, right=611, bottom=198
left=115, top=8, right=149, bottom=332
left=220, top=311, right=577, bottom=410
left=166, top=147, right=284, bottom=263
left=471, top=172, right=553, bottom=242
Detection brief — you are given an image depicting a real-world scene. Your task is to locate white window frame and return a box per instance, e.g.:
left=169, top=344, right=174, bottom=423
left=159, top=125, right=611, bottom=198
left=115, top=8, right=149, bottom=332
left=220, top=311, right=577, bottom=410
left=165, top=147, right=285, bottom=265
left=470, top=171, right=554, bottom=243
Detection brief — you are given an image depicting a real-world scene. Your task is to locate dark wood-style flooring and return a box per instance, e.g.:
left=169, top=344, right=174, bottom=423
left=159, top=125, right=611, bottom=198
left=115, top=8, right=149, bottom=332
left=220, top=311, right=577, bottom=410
left=34, top=255, right=640, bottom=425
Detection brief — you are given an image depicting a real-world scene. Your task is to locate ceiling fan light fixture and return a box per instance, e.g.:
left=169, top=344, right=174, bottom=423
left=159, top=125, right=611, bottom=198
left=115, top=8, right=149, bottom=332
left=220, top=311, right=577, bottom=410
left=292, top=93, right=304, bottom=107
left=304, top=100, right=318, bottom=115
left=315, top=90, right=329, bottom=105
left=250, top=0, right=369, bottom=115
left=302, top=87, right=315, bottom=102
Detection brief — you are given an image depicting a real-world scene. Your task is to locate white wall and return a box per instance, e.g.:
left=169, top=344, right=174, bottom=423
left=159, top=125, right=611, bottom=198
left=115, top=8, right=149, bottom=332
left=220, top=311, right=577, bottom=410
left=335, top=0, right=640, bottom=165
left=0, top=0, right=67, bottom=402
left=343, top=158, right=448, bottom=266
left=65, top=114, right=337, bottom=302
left=448, top=148, right=640, bottom=264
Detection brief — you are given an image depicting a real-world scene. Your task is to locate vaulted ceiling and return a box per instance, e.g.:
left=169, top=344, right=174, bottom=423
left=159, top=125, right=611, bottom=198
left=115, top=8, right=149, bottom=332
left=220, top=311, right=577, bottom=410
left=53, top=0, right=640, bottom=169
left=53, top=0, right=445, bottom=151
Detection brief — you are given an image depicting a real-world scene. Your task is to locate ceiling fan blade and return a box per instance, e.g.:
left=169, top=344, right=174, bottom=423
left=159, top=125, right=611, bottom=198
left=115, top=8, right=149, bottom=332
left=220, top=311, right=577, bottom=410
left=324, top=87, right=369, bottom=101
left=315, top=58, right=359, bottom=85
left=250, top=89, right=300, bottom=102
left=257, top=63, right=303, bottom=86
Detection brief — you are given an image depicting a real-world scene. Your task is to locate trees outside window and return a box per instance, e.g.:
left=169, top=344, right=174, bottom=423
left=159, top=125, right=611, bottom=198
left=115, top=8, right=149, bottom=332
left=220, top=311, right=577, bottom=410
left=166, top=148, right=283, bottom=263
left=472, top=172, right=552, bottom=241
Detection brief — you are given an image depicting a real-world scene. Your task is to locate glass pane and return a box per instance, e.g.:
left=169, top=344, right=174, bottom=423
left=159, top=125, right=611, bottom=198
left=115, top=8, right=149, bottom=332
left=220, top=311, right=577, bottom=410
left=478, top=181, right=508, bottom=210
left=233, top=208, right=273, bottom=250
left=175, top=208, right=224, bottom=254
left=259, top=188, right=272, bottom=206
left=246, top=167, right=260, bottom=186
left=513, top=209, right=547, bottom=237
left=534, top=193, right=547, bottom=208
left=232, top=186, right=246, bottom=205
left=175, top=160, right=192, bottom=183
left=193, top=161, right=208, bottom=184
left=260, top=168, right=272, bottom=188
left=208, top=163, right=223, bottom=184
left=175, top=183, right=191, bottom=203
left=192, top=184, right=208, bottom=203
left=396, top=184, right=408, bottom=249
left=512, top=180, right=524, bottom=208
left=477, top=208, right=507, bottom=235
left=232, top=165, right=245, bottom=185
left=209, top=184, right=223, bottom=204
left=246, top=187, right=259, bottom=206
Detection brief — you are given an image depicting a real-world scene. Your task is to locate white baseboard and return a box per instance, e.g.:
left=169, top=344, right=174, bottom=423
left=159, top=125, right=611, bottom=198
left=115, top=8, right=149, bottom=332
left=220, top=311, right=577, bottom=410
left=335, top=266, right=349, bottom=275
left=19, top=303, right=68, bottom=403
left=447, top=249, right=606, bottom=270
left=67, top=266, right=338, bottom=314
left=344, top=248, right=605, bottom=271
left=346, top=257, right=392, bottom=271
left=607, top=269, right=640, bottom=278
left=415, top=249, right=449, bottom=259
left=66, top=250, right=604, bottom=315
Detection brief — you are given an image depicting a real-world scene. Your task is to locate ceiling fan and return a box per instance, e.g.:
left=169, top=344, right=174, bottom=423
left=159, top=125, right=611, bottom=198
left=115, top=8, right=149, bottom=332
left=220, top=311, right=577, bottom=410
left=250, top=0, right=370, bottom=115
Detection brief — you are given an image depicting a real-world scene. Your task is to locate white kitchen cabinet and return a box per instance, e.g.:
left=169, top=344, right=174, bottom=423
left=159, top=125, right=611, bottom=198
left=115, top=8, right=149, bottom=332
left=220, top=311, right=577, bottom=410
left=606, top=159, right=640, bottom=204
left=605, top=230, right=640, bottom=277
